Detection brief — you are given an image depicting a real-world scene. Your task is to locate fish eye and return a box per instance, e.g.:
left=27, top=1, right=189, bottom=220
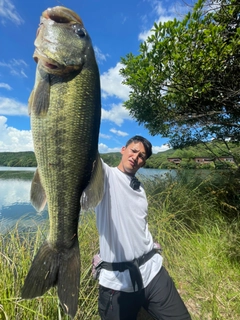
left=72, top=24, right=86, bottom=38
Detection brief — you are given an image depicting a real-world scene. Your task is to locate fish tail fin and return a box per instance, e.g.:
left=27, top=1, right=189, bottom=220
left=58, top=239, right=80, bottom=318
left=22, top=240, right=80, bottom=319
left=22, top=241, right=59, bottom=298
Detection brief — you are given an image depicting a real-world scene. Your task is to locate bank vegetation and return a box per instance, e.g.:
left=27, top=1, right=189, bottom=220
left=0, top=170, right=239, bottom=319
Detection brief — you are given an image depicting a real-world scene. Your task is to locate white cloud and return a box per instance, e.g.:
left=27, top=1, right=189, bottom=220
left=152, top=144, right=170, bottom=153
left=11, top=59, right=28, bottom=67
left=20, top=70, right=28, bottom=78
left=154, top=1, right=167, bottom=16
left=0, top=179, right=31, bottom=206
left=0, top=83, right=12, bottom=90
left=99, top=133, right=111, bottom=139
left=138, top=0, right=187, bottom=42
left=98, top=142, right=121, bottom=154
left=0, top=116, right=33, bottom=152
left=0, top=59, right=28, bottom=78
left=94, top=46, right=109, bottom=64
left=110, top=128, right=129, bottom=137
left=139, top=17, right=174, bottom=42
left=0, top=96, right=28, bottom=115
left=138, top=29, right=152, bottom=42
left=101, top=62, right=130, bottom=101
left=121, top=14, right=127, bottom=24
left=0, top=0, right=24, bottom=25
left=98, top=142, right=170, bottom=154
left=102, top=103, right=132, bottom=126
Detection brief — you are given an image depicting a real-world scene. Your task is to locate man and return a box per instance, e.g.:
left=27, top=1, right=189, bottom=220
left=94, top=135, right=191, bottom=320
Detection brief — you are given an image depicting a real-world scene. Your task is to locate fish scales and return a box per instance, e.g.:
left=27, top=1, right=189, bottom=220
left=21, top=6, right=101, bottom=319
left=32, top=70, right=99, bottom=246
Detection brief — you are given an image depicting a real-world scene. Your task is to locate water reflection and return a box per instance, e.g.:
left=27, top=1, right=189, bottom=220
left=0, top=167, right=174, bottom=234
left=138, top=168, right=176, bottom=180
left=0, top=179, right=32, bottom=205
left=0, top=166, right=36, bottom=171
left=0, top=175, right=48, bottom=234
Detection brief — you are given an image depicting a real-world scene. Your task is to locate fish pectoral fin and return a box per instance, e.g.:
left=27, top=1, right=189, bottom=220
left=30, top=168, right=47, bottom=212
left=80, top=153, right=104, bottom=210
left=32, top=68, right=50, bottom=115
left=28, top=90, right=34, bottom=115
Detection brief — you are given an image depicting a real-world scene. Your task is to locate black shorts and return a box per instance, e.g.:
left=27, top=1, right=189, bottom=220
left=98, top=266, right=191, bottom=320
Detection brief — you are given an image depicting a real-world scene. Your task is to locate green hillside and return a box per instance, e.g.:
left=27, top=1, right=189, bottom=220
left=0, top=141, right=239, bottom=169
left=147, top=141, right=239, bottom=169
left=0, top=151, right=37, bottom=167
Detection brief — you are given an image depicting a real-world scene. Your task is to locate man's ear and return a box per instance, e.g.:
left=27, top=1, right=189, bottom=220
left=120, top=146, right=126, bottom=155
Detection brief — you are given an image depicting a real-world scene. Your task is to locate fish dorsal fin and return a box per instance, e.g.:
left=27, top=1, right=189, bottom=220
left=30, top=168, right=47, bottom=212
left=81, top=153, right=104, bottom=211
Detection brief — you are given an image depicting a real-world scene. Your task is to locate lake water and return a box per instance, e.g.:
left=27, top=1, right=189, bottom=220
left=0, top=167, right=174, bottom=234
left=0, top=167, right=36, bottom=172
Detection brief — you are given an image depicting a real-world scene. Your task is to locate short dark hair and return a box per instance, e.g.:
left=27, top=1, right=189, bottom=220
left=125, top=135, right=152, bottom=159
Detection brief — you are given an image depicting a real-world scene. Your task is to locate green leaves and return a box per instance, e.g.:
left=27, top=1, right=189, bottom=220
left=120, top=0, right=240, bottom=150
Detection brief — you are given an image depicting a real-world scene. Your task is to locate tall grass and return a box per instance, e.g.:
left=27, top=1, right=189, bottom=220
left=0, top=171, right=239, bottom=319
left=145, top=170, right=240, bottom=320
left=0, top=216, right=99, bottom=320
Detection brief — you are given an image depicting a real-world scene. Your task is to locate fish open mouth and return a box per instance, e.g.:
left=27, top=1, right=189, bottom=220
left=34, top=54, right=59, bottom=70
left=44, top=62, right=58, bottom=69
left=42, top=6, right=84, bottom=25
left=33, top=6, right=85, bottom=74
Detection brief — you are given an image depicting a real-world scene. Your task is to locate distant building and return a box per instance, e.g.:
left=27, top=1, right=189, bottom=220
left=217, top=157, right=235, bottom=163
left=167, top=157, right=182, bottom=164
left=167, top=156, right=235, bottom=165
left=193, top=157, right=214, bottom=164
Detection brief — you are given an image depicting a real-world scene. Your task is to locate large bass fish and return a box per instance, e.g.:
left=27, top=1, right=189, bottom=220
left=22, top=6, right=102, bottom=319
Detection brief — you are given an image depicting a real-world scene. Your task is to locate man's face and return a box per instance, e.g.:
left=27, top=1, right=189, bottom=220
left=118, top=141, right=147, bottom=175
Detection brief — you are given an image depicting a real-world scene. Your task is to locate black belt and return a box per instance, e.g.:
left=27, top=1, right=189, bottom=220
left=100, top=248, right=159, bottom=291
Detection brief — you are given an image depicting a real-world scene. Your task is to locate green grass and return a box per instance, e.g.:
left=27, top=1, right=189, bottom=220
left=0, top=173, right=239, bottom=319
left=146, top=171, right=240, bottom=320
left=153, top=220, right=240, bottom=320
left=0, top=214, right=100, bottom=320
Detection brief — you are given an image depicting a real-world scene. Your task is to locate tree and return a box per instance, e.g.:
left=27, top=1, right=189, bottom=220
left=120, top=0, right=240, bottom=165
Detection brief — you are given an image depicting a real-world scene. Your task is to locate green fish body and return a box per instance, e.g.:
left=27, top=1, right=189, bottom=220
left=22, top=7, right=101, bottom=319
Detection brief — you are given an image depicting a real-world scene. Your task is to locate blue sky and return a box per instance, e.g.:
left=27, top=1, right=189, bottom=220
left=0, top=0, right=191, bottom=154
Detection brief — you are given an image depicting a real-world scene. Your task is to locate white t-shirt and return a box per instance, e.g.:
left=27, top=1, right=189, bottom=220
left=95, top=161, right=163, bottom=292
